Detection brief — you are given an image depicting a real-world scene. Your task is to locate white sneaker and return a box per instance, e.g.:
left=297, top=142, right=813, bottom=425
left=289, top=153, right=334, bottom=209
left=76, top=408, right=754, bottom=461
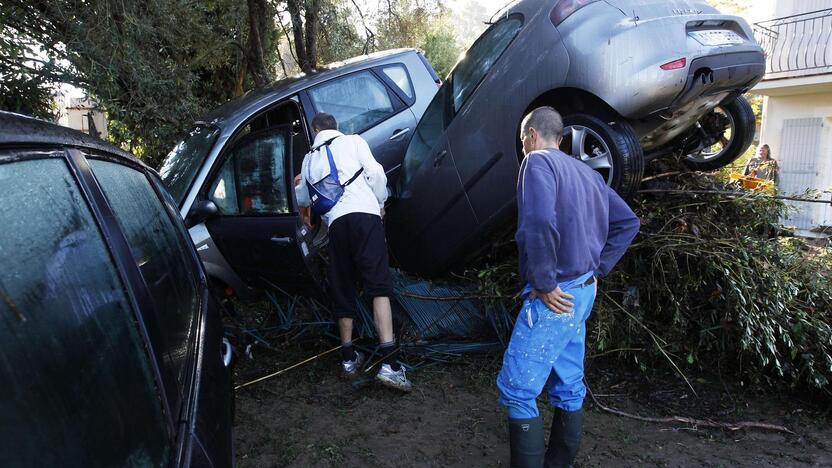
left=341, top=351, right=365, bottom=377
left=375, top=363, right=412, bottom=392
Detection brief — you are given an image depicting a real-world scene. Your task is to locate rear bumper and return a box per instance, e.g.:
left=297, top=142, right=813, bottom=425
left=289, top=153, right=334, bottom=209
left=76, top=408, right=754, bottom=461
left=638, top=50, right=763, bottom=150
left=670, top=51, right=765, bottom=110
left=559, top=3, right=764, bottom=120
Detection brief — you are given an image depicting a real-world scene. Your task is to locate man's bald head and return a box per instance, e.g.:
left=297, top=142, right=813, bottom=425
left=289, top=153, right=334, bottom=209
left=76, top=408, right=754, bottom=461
left=520, top=106, right=564, bottom=155
left=521, top=106, right=564, bottom=142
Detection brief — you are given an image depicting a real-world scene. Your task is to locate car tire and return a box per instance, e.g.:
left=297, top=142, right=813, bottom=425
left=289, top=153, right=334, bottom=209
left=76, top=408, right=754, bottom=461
left=683, top=95, right=755, bottom=171
left=560, top=113, right=645, bottom=199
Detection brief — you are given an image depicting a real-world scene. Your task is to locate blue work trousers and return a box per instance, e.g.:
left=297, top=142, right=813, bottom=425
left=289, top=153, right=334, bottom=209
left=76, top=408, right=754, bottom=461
left=497, top=272, right=597, bottom=419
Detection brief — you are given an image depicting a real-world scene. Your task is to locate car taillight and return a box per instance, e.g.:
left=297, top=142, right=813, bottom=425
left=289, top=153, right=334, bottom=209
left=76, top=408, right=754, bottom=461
left=550, top=0, right=600, bottom=27
left=660, top=58, right=687, bottom=70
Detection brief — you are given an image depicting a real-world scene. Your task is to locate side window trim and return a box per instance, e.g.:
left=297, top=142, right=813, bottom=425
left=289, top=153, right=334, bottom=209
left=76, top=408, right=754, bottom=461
left=306, top=68, right=408, bottom=135
left=62, top=148, right=177, bottom=436
left=146, top=170, right=208, bottom=430
left=372, top=63, right=416, bottom=106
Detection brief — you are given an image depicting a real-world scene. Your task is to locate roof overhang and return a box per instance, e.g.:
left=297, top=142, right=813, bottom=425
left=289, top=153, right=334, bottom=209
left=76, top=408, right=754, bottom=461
left=751, top=72, right=832, bottom=96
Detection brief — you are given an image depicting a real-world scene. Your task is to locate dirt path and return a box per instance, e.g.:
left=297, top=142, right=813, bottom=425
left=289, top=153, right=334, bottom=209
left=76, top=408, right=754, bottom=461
left=233, top=343, right=831, bottom=467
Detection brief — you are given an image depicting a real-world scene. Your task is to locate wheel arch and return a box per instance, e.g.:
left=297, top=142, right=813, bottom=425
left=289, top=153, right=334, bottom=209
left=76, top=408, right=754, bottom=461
left=515, top=87, right=625, bottom=161
left=523, top=87, right=622, bottom=123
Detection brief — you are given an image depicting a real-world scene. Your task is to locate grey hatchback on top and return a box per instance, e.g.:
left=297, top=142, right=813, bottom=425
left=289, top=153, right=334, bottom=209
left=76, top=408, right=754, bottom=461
left=160, top=48, right=440, bottom=297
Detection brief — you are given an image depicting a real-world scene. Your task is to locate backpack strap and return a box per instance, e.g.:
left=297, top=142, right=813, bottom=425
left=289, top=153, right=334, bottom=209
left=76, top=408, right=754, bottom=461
left=342, top=167, right=364, bottom=187
left=323, top=146, right=341, bottom=185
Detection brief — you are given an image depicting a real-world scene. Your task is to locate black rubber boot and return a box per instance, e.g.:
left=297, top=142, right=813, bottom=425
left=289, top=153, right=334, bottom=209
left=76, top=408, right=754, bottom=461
left=508, top=416, right=545, bottom=468
left=544, top=408, right=583, bottom=468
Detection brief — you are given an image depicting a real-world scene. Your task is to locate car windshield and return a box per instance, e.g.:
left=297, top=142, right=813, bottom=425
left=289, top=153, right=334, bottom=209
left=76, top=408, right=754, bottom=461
left=159, top=125, right=220, bottom=206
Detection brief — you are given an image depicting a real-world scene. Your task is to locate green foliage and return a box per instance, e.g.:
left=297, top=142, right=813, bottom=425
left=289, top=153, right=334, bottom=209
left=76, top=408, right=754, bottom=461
left=316, top=0, right=367, bottom=65
left=0, top=15, right=74, bottom=120
left=420, top=21, right=461, bottom=78
left=468, top=163, right=832, bottom=393
left=2, top=0, right=270, bottom=166
left=374, top=0, right=462, bottom=77
left=601, top=169, right=832, bottom=391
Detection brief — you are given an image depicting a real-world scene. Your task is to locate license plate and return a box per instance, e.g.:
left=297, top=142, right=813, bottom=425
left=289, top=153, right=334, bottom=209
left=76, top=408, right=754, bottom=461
left=689, top=30, right=744, bottom=46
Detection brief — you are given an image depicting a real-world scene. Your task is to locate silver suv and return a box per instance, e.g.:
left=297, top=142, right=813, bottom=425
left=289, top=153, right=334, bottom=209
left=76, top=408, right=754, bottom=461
left=159, top=49, right=440, bottom=297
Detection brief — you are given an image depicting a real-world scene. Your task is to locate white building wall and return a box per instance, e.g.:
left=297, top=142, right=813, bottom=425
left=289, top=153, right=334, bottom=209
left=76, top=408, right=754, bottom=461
left=760, top=93, right=832, bottom=160
left=759, top=93, right=832, bottom=228
left=774, top=0, right=832, bottom=17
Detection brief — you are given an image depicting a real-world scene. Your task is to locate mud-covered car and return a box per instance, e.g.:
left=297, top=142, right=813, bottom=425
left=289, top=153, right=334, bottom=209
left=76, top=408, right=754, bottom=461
left=160, top=48, right=440, bottom=297
left=0, top=112, right=233, bottom=466
left=387, top=0, right=764, bottom=276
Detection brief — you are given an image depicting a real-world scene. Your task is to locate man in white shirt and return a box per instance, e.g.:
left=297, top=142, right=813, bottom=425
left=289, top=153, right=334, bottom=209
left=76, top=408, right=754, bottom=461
left=295, top=112, right=411, bottom=392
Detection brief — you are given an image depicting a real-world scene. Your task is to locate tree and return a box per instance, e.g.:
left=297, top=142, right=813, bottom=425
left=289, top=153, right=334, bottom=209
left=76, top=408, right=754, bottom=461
left=374, top=0, right=461, bottom=77
left=0, top=0, right=461, bottom=166
left=1, top=0, right=282, bottom=165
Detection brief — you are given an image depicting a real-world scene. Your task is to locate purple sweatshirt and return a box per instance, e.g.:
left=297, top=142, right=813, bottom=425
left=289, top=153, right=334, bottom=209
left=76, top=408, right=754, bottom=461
left=516, top=148, right=640, bottom=293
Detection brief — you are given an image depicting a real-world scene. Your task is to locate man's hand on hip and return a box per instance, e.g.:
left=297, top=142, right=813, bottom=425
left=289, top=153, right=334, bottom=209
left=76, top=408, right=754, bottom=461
left=531, top=287, right=574, bottom=314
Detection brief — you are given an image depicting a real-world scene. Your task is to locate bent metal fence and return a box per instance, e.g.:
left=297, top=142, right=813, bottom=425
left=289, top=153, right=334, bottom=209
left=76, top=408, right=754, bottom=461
left=223, top=270, right=518, bottom=371
left=754, top=8, right=832, bottom=77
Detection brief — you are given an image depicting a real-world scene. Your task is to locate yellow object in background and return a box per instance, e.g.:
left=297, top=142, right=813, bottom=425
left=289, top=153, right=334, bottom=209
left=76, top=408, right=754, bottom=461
left=729, top=173, right=776, bottom=194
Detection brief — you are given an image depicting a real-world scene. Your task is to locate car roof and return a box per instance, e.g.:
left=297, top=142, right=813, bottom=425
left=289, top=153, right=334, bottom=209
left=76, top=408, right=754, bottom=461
left=0, top=111, right=147, bottom=167
left=199, top=48, right=419, bottom=130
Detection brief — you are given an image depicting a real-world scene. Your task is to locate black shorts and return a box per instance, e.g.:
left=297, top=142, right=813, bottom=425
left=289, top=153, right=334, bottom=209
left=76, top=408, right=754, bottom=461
left=327, top=212, right=394, bottom=319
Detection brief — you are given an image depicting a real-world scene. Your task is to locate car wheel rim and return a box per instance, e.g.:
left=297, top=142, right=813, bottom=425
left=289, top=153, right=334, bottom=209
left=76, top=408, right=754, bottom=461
left=686, top=106, right=735, bottom=162
left=560, top=125, right=614, bottom=185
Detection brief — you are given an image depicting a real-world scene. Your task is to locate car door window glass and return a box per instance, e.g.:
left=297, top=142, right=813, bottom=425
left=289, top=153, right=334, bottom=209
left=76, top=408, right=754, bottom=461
left=452, top=16, right=522, bottom=112
left=208, top=157, right=239, bottom=214
left=382, top=64, right=414, bottom=100
left=309, top=71, right=397, bottom=134
left=400, top=85, right=447, bottom=187
left=160, top=125, right=220, bottom=206
left=209, top=127, right=291, bottom=215
left=0, top=157, right=169, bottom=467
left=90, top=159, right=200, bottom=401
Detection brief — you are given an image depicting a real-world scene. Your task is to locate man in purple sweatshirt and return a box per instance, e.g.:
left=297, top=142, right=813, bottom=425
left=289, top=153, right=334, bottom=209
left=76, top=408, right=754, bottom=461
left=497, top=107, right=640, bottom=468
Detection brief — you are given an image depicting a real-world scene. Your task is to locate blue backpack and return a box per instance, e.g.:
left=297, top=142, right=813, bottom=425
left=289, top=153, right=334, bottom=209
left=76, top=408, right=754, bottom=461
left=306, top=141, right=363, bottom=216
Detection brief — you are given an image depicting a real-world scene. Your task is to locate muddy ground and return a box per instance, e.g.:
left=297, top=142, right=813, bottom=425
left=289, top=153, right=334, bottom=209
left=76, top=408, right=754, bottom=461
left=232, top=340, right=832, bottom=467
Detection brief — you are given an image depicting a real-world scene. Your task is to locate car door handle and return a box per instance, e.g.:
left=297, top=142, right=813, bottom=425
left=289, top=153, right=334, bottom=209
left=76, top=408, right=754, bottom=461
left=433, top=150, right=448, bottom=167
left=271, top=236, right=293, bottom=245
left=389, top=128, right=411, bottom=140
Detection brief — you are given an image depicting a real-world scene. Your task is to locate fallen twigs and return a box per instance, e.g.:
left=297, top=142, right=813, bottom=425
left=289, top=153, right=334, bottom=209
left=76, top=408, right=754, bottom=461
left=601, top=291, right=697, bottom=397
left=585, top=380, right=795, bottom=434
left=235, top=344, right=343, bottom=390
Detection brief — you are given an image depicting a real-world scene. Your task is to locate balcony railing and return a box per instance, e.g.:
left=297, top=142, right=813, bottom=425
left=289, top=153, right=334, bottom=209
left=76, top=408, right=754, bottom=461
left=754, top=8, right=832, bottom=78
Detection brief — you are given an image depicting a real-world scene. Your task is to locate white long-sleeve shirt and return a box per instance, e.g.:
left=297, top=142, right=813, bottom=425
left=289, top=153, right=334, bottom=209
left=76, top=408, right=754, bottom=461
left=295, top=129, right=388, bottom=226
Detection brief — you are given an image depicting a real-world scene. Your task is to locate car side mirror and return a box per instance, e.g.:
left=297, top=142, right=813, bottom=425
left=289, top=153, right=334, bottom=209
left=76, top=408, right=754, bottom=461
left=185, top=200, right=219, bottom=228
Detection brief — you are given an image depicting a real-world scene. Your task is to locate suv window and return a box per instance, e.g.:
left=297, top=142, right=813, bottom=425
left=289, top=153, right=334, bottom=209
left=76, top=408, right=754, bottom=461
left=90, top=159, right=200, bottom=402
left=309, top=71, right=398, bottom=134
left=0, top=157, right=169, bottom=466
left=451, top=15, right=523, bottom=112
left=400, top=85, right=448, bottom=187
left=208, top=126, right=292, bottom=215
left=160, top=125, right=221, bottom=206
left=382, top=64, right=414, bottom=100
